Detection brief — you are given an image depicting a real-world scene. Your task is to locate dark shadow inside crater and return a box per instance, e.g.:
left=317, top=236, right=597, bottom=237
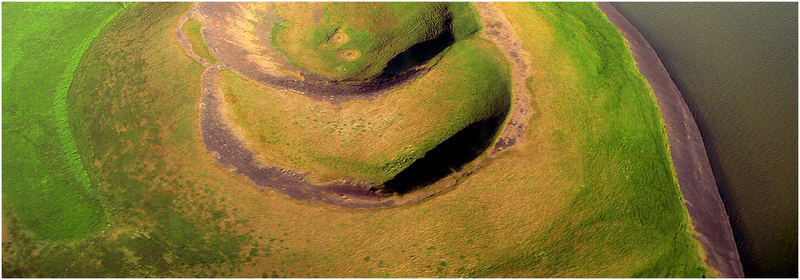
left=380, top=114, right=506, bottom=195
left=273, top=19, right=459, bottom=98
left=311, top=18, right=457, bottom=98
left=380, top=18, right=456, bottom=76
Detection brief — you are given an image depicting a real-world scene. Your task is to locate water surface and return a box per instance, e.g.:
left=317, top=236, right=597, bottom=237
left=612, top=3, right=797, bottom=277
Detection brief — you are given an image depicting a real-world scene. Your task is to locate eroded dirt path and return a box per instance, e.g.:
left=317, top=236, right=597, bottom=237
left=475, top=3, right=534, bottom=155
left=176, top=3, right=532, bottom=208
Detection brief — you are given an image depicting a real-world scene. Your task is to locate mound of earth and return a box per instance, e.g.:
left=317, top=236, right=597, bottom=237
left=183, top=2, right=514, bottom=195
left=271, top=2, right=480, bottom=81
left=219, top=38, right=510, bottom=185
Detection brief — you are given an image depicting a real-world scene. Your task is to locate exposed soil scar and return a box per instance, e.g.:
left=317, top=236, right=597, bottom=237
left=474, top=3, right=534, bottom=156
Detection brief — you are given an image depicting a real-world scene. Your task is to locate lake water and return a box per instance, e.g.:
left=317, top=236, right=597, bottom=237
left=611, top=3, right=797, bottom=277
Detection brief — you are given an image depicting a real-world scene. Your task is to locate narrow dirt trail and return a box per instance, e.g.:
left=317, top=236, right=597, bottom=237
left=474, top=3, right=534, bottom=155
left=175, top=3, right=533, bottom=209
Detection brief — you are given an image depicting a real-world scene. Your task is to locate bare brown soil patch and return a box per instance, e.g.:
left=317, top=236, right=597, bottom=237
left=337, top=49, right=361, bottom=61
left=329, top=30, right=349, bottom=46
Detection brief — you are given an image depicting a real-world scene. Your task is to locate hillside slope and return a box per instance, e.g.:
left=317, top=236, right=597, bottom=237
left=2, top=2, right=709, bottom=277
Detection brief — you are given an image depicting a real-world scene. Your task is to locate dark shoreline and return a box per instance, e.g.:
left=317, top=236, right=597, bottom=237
left=597, top=3, right=744, bottom=278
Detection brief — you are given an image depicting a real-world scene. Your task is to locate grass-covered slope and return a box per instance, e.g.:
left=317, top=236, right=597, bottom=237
left=220, top=38, right=510, bottom=184
left=4, top=3, right=256, bottom=277
left=2, top=2, right=123, bottom=240
left=3, top=2, right=709, bottom=277
left=182, top=18, right=217, bottom=64
left=272, top=2, right=480, bottom=80
left=476, top=2, right=709, bottom=276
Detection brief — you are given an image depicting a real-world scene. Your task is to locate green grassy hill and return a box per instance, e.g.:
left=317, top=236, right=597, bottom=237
left=2, top=2, right=711, bottom=277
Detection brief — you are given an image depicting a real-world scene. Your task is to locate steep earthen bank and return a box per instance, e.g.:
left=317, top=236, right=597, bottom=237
left=597, top=3, right=744, bottom=277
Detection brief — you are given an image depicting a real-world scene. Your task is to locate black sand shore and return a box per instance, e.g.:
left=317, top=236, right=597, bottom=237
left=597, top=3, right=744, bottom=277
